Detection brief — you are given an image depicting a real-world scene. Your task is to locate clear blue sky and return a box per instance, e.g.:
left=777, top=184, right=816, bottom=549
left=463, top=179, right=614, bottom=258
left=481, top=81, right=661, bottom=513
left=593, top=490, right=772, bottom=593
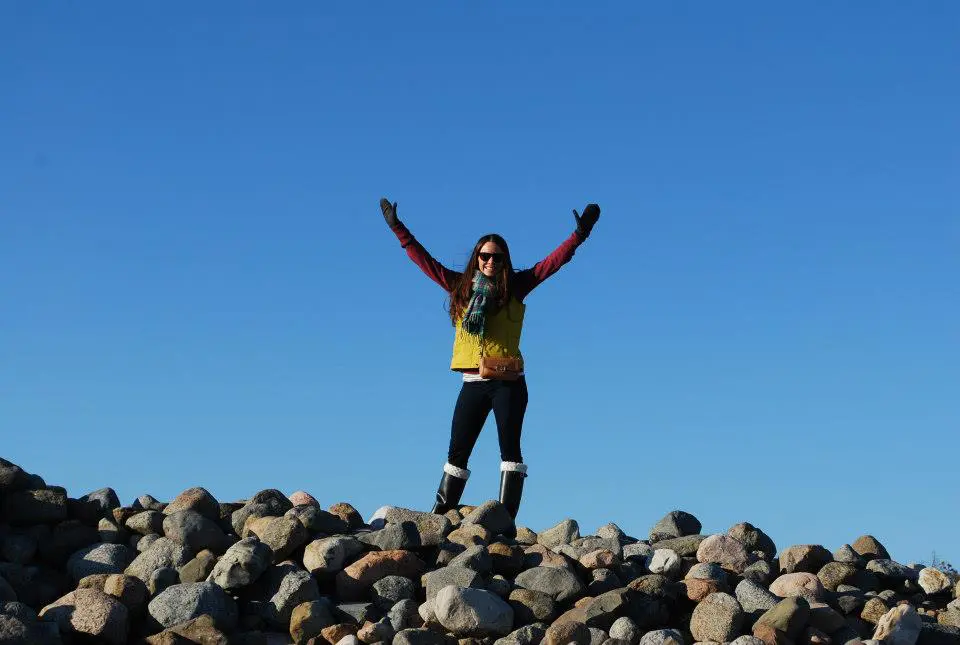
left=3, top=3, right=958, bottom=567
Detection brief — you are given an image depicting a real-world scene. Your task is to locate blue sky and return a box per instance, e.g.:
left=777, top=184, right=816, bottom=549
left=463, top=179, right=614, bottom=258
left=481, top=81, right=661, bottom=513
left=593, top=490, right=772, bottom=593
left=2, top=3, right=958, bottom=567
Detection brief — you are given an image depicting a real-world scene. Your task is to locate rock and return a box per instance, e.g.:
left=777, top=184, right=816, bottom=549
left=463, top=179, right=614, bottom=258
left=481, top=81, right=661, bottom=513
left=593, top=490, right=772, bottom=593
left=539, top=521, right=582, bottom=549
left=649, top=536, right=707, bottom=558
left=689, top=592, right=743, bottom=642
left=544, top=620, right=591, bottom=645
left=253, top=561, right=321, bottom=628
left=148, top=581, right=238, bottom=630
left=649, top=512, right=701, bottom=543
left=39, top=520, right=102, bottom=566
left=779, top=546, right=833, bottom=575
left=755, top=597, right=810, bottom=640
left=163, top=510, right=232, bottom=555
left=370, top=507, right=452, bottom=546
left=245, top=515, right=309, bottom=562
left=769, top=573, right=826, bottom=600
left=515, top=566, right=586, bottom=604
left=357, top=523, right=423, bottom=551
left=851, top=537, right=889, bottom=562
left=207, top=536, right=272, bottom=590
left=866, top=560, right=918, bottom=584
left=449, top=545, right=494, bottom=574
left=1, top=533, right=36, bottom=565
left=807, top=602, right=846, bottom=635
left=581, top=550, right=619, bottom=570
left=496, top=623, right=549, bottom=645
left=731, top=638, right=766, bottom=645
left=149, top=566, right=180, bottom=595
left=334, top=601, right=378, bottom=624
left=735, top=579, right=778, bottom=615
left=3, top=489, right=68, bottom=525
left=623, top=544, right=654, bottom=562
left=873, top=605, right=922, bottom=645
left=286, top=505, right=351, bottom=535
left=646, top=550, right=682, bottom=578
left=99, top=517, right=124, bottom=544
left=608, top=617, right=641, bottom=645
left=0, top=459, right=31, bottom=493
left=163, top=487, right=221, bottom=522
left=178, top=549, right=218, bottom=583
left=425, top=566, right=485, bottom=600
left=145, top=614, right=229, bottom=644
left=435, top=585, right=514, bottom=637
left=449, top=525, right=492, bottom=548
left=39, top=587, right=129, bottom=645
left=462, top=501, right=517, bottom=538
left=290, top=491, right=320, bottom=507
left=697, top=535, right=749, bottom=573
left=126, top=511, right=166, bottom=536
left=103, top=573, right=149, bottom=615
left=918, top=623, right=960, bottom=645
left=304, top=536, right=359, bottom=575
left=743, top=560, right=775, bottom=586
left=638, top=629, right=683, bottom=645
left=389, top=598, right=423, bottom=631
left=919, top=568, right=953, bottom=596
left=66, top=542, right=135, bottom=582
left=524, top=544, right=575, bottom=570
left=510, top=588, right=557, bottom=624
left=833, top=545, right=864, bottom=566
left=124, top=536, right=193, bottom=582
left=372, top=576, right=417, bottom=610
left=861, top=598, right=890, bottom=625
left=393, top=627, right=459, bottom=645
left=683, top=578, right=725, bottom=602
left=290, top=600, right=336, bottom=645
left=490, top=543, right=526, bottom=578
left=329, top=502, right=365, bottom=530
left=337, top=550, right=427, bottom=602
left=727, top=524, right=776, bottom=560
left=323, top=623, right=361, bottom=645
left=818, top=563, right=858, bottom=591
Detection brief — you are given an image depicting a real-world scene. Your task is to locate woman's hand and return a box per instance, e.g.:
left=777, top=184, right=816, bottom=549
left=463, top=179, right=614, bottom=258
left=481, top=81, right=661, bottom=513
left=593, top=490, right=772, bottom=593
left=573, top=203, right=601, bottom=238
left=380, top=198, right=400, bottom=229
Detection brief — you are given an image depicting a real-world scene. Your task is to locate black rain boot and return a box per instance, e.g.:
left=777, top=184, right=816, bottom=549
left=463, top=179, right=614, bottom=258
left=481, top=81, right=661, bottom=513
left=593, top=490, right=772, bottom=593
left=431, top=463, right=470, bottom=514
left=499, top=461, right=528, bottom=519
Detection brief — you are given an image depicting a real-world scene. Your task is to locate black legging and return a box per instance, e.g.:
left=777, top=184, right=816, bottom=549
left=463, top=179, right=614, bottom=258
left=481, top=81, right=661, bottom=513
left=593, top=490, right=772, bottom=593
left=447, top=377, right=528, bottom=469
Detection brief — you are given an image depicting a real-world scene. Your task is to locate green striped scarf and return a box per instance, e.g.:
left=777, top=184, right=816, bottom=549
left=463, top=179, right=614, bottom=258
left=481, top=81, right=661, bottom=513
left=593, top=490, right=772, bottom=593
left=461, top=270, right=496, bottom=336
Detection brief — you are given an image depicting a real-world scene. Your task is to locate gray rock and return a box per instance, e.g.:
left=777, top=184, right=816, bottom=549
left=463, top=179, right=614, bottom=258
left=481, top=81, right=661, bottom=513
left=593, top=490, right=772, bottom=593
left=0, top=601, right=36, bottom=622
left=372, top=575, right=417, bottom=610
left=369, top=507, right=452, bottom=546
left=178, top=550, right=218, bottom=584
left=0, top=612, right=49, bottom=644
left=39, top=520, right=101, bottom=566
left=645, top=549, right=681, bottom=578
left=514, top=566, right=585, bottom=604
left=66, top=543, right=134, bottom=582
left=252, top=561, right=320, bottom=628
left=3, top=489, right=68, bottom=525
left=735, top=579, right=778, bottom=614
left=573, top=537, right=623, bottom=559
left=232, top=500, right=287, bottom=536
left=449, top=545, right=494, bottom=574
left=137, top=533, right=162, bottom=553
left=39, top=587, right=128, bottom=645
left=588, top=569, right=623, bottom=596
left=741, top=559, right=774, bottom=586
left=834, top=545, right=865, bottom=565
left=508, top=588, right=556, bottom=624
left=538, top=520, right=580, bottom=549
left=918, top=623, right=960, bottom=645
left=303, top=536, right=356, bottom=575
left=866, top=559, right=919, bottom=583
left=424, top=566, right=484, bottom=600
left=124, top=536, right=193, bottom=582
left=685, top=563, right=727, bottom=582
left=1, top=534, right=36, bottom=565
left=163, top=487, right=221, bottom=522
left=495, top=623, right=548, bottom=645
left=596, top=523, right=628, bottom=543
left=730, top=638, right=765, bottom=645
left=0, top=459, right=31, bottom=493
left=147, top=581, right=238, bottom=630
left=78, top=488, right=120, bottom=518
left=647, top=535, right=706, bottom=557
left=609, top=617, right=641, bottom=645
left=136, top=495, right=166, bottom=512
left=149, top=566, right=179, bottom=595
left=125, top=511, right=165, bottom=536
left=689, top=592, right=744, bottom=642
left=588, top=627, right=608, bottom=645
left=727, top=523, right=776, bottom=561
left=163, top=510, right=231, bottom=554
left=649, top=511, right=701, bottom=543
left=393, top=627, right=459, bottom=645
left=98, top=517, right=124, bottom=544
left=0, top=563, right=66, bottom=608
left=285, top=505, right=350, bottom=535
left=435, top=585, right=514, bottom=637
left=244, top=515, right=308, bottom=563
left=389, top=598, right=423, bottom=632
left=488, top=574, right=512, bottom=598
left=357, top=523, right=423, bottom=551
left=335, top=601, right=378, bottom=624
left=638, top=629, right=684, bottom=645
left=623, top=543, right=654, bottom=562
left=0, top=576, right=17, bottom=602
left=462, top=501, right=516, bottom=538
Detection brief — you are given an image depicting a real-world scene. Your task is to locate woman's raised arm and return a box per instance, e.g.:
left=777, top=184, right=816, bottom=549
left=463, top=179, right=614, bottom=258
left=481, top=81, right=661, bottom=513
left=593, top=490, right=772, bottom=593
left=381, top=198, right=460, bottom=292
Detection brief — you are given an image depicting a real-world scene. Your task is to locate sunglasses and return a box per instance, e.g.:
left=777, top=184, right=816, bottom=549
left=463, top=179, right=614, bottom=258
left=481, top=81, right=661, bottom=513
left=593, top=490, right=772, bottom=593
left=478, top=252, right=505, bottom=263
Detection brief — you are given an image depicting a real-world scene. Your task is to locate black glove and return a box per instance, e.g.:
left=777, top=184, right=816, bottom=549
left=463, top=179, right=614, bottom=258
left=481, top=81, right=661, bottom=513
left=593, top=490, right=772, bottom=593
left=573, top=203, right=601, bottom=238
left=380, top=197, right=400, bottom=229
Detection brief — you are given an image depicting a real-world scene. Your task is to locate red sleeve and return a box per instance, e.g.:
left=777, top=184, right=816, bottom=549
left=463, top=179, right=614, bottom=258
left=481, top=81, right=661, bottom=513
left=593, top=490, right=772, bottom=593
left=391, top=222, right=461, bottom=292
left=513, top=231, right=585, bottom=302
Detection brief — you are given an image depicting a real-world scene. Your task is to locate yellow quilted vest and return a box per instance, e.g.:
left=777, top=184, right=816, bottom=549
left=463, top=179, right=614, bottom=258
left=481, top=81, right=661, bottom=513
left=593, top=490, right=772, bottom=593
left=450, top=297, right=526, bottom=370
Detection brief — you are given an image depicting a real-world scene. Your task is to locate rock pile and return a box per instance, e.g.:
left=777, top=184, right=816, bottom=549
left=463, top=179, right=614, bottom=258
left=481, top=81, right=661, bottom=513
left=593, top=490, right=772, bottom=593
left=1, top=456, right=959, bottom=645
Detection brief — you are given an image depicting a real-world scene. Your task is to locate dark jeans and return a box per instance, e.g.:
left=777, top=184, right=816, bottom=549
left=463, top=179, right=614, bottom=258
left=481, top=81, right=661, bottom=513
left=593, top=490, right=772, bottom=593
left=447, top=376, right=528, bottom=469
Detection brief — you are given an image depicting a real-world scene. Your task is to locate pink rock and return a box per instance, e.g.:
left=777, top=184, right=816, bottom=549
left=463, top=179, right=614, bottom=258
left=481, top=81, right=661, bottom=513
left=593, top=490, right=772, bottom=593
left=697, top=534, right=750, bottom=573
left=40, top=588, right=129, bottom=645
left=770, top=573, right=826, bottom=600
left=289, top=491, right=320, bottom=507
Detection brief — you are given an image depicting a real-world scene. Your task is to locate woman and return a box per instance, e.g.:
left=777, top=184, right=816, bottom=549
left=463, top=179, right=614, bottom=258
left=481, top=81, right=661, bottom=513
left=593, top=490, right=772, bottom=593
left=380, top=197, right=601, bottom=519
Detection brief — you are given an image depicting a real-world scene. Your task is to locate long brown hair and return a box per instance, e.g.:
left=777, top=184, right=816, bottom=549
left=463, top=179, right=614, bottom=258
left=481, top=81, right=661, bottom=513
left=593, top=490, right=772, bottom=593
left=448, top=234, right=514, bottom=326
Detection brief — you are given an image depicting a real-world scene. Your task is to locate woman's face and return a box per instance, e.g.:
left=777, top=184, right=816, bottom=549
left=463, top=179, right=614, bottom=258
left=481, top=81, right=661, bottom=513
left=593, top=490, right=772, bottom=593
left=477, top=241, right=505, bottom=278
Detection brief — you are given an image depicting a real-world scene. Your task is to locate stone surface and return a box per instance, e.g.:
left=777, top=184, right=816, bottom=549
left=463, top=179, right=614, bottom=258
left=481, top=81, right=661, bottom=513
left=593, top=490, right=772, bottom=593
left=147, top=581, right=239, bottom=630
left=769, top=573, right=826, bottom=600
left=650, top=512, right=701, bottom=543
left=39, top=587, right=129, bottom=645
left=163, top=487, right=221, bottom=522
left=514, top=566, right=586, bottom=604
left=851, top=537, right=889, bottom=562
left=689, top=592, right=744, bottom=642
left=66, top=542, right=135, bottom=582
left=873, top=604, right=922, bottom=645
left=696, top=535, right=749, bottom=573
left=434, top=585, right=514, bottom=637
